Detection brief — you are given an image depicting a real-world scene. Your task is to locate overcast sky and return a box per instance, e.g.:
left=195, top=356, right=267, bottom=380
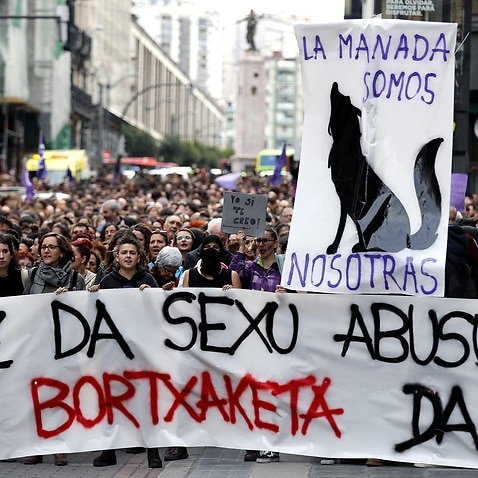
left=205, top=0, right=345, bottom=23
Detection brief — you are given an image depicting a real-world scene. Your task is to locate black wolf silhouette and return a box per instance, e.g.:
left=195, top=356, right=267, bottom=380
left=326, top=82, right=443, bottom=254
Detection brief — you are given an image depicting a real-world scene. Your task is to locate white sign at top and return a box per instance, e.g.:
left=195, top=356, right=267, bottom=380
left=284, top=19, right=456, bottom=296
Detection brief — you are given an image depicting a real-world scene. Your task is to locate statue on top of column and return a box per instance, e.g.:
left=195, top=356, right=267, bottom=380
left=237, top=10, right=262, bottom=51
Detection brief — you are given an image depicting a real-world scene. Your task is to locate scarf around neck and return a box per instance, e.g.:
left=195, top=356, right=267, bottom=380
left=29, top=261, right=74, bottom=294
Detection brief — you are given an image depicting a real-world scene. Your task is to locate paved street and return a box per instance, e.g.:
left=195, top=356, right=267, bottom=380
left=1, top=447, right=477, bottom=478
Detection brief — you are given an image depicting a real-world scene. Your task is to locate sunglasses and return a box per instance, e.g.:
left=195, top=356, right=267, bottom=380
left=176, top=235, right=192, bottom=241
left=254, top=238, right=272, bottom=244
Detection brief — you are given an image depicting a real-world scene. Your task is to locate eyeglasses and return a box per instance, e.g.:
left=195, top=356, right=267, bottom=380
left=254, top=238, right=272, bottom=244
left=41, top=244, right=60, bottom=251
left=176, top=235, right=192, bottom=241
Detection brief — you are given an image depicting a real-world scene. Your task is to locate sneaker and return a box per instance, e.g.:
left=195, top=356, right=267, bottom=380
left=244, top=450, right=261, bottom=462
left=23, top=455, right=43, bottom=465
left=320, top=458, right=336, bottom=465
left=147, top=448, right=163, bottom=468
left=256, top=451, right=280, bottom=463
left=54, top=454, right=68, bottom=466
left=93, top=450, right=117, bottom=467
left=164, top=447, right=189, bottom=461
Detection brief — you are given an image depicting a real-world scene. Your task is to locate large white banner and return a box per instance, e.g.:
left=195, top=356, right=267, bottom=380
left=1, top=289, right=478, bottom=468
left=284, top=20, right=456, bottom=296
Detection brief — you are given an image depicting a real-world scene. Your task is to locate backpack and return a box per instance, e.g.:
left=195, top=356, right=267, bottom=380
left=444, top=259, right=478, bottom=299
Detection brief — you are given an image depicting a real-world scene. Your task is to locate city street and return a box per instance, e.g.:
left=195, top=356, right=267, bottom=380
left=1, top=447, right=477, bottom=478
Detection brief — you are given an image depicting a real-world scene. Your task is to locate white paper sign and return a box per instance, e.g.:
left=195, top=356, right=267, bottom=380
left=284, top=19, right=456, bottom=296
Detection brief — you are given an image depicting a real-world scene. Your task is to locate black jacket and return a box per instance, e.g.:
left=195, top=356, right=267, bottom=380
left=99, top=266, right=158, bottom=289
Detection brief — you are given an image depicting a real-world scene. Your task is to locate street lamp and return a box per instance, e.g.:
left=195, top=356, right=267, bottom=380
left=118, top=82, right=193, bottom=155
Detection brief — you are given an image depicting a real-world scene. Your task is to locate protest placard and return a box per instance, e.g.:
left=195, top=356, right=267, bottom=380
left=1, top=289, right=478, bottom=468
left=221, top=191, right=267, bottom=236
left=284, top=19, right=456, bottom=296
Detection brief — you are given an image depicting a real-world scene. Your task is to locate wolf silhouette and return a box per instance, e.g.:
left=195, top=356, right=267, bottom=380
left=326, top=82, right=443, bottom=254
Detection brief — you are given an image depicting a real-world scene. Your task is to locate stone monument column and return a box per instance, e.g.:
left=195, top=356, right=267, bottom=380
left=233, top=50, right=265, bottom=173
left=232, top=10, right=266, bottom=173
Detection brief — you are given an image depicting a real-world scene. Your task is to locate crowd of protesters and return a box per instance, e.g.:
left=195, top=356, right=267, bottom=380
left=0, top=167, right=295, bottom=467
left=3, top=168, right=478, bottom=468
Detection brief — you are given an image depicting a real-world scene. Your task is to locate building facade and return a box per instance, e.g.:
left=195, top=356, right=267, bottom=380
left=0, top=0, right=224, bottom=175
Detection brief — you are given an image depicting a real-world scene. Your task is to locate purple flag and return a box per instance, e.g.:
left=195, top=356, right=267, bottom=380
left=21, top=164, right=35, bottom=202
left=215, top=172, right=241, bottom=190
left=270, top=143, right=287, bottom=186
left=37, top=133, right=47, bottom=180
left=66, top=167, right=75, bottom=185
left=113, top=155, right=122, bottom=182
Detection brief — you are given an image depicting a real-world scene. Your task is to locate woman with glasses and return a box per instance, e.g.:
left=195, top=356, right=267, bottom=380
left=23, top=232, right=86, bottom=295
left=229, top=226, right=282, bottom=464
left=230, top=227, right=281, bottom=294
left=173, top=227, right=195, bottom=264
left=23, top=232, right=85, bottom=466
left=17, top=250, right=35, bottom=272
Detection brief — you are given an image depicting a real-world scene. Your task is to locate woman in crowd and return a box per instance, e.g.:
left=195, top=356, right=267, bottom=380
left=94, top=229, right=130, bottom=284
left=17, top=249, right=35, bottom=271
left=165, top=234, right=240, bottom=463
left=99, top=222, right=119, bottom=247
left=148, top=229, right=169, bottom=268
left=243, top=235, right=257, bottom=262
left=23, top=232, right=86, bottom=466
left=229, top=226, right=282, bottom=463
left=150, top=245, right=183, bottom=290
left=173, top=227, right=196, bottom=264
left=230, top=227, right=281, bottom=293
left=0, top=233, right=24, bottom=297
left=182, top=234, right=241, bottom=289
left=86, top=249, right=102, bottom=274
left=226, top=233, right=240, bottom=254
left=130, top=222, right=152, bottom=255
left=71, top=236, right=97, bottom=288
left=89, top=233, right=162, bottom=469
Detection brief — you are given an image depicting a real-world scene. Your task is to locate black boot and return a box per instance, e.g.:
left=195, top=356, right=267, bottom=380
left=93, top=449, right=117, bottom=467
left=147, top=448, right=162, bottom=468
